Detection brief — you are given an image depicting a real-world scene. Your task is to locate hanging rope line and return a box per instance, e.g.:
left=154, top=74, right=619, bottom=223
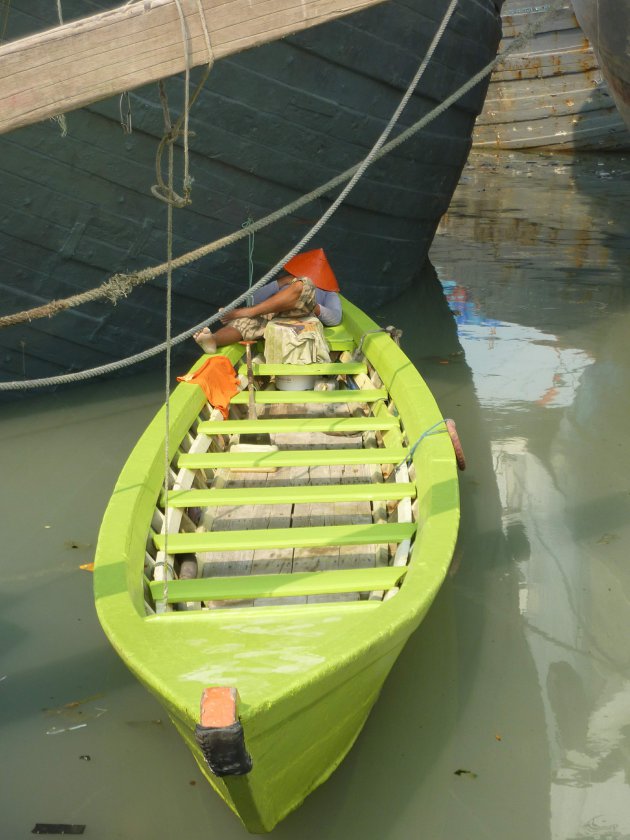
left=119, top=91, right=133, bottom=134
left=150, top=0, right=206, bottom=208
left=243, top=217, right=256, bottom=306
left=157, top=4, right=212, bottom=607
left=158, top=138, right=176, bottom=605
left=0, top=0, right=568, bottom=391
left=50, top=0, right=69, bottom=137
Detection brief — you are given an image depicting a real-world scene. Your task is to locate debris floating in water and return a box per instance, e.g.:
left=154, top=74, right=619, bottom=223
left=454, top=768, right=478, bottom=779
left=46, top=723, right=87, bottom=736
left=32, top=825, right=86, bottom=835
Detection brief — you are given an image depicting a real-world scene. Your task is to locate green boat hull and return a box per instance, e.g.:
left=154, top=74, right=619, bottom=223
left=94, top=299, right=460, bottom=831
left=171, top=637, right=407, bottom=832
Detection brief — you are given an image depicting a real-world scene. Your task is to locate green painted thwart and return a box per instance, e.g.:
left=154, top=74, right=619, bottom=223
left=177, top=446, right=408, bottom=470
left=148, top=566, right=408, bottom=603
left=237, top=361, right=367, bottom=376
left=162, top=481, right=416, bottom=508
left=230, top=387, right=388, bottom=404
left=198, top=415, right=400, bottom=435
left=94, top=299, right=460, bottom=833
left=152, top=522, right=416, bottom=554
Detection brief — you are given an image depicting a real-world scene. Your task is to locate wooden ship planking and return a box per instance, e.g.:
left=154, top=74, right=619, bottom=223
left=473, top=0, right=630, bottom=150
left=0, top=0, right=503, bottom=385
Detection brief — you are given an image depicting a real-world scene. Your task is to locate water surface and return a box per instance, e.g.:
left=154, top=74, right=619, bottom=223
left=2, top=150, right=629, bottom=839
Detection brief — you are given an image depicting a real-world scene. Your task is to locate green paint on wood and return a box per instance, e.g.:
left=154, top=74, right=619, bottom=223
left=177, top=447, right=407, bottom=470
left=229, top=388, right=387, bottom=405
left=149, top=566, right=408, bottom=602
left=162, top=481, right=416, bottom=508
left=197, top=416, right=400, bottom=435
left=153, top=522, right=415, bottom=553
left=237, top=362, right=367, bottom=376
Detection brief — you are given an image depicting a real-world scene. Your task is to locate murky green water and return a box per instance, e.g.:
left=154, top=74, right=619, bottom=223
left=2, top=150, right=629, bottom=839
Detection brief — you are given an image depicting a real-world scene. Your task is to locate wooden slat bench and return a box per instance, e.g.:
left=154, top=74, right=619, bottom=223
left=153, top=522, right=415, bottom=554
left=149, top=566, right=408, bottom=603
left=237, top=362, right=367, bottom=377
left=162, top=482, right=417, bottom=508
left=197, top=416, right=400, bottom=435
left=229, top=388, right=387, bottom=405
left=177, top=447, right=408, bottom=470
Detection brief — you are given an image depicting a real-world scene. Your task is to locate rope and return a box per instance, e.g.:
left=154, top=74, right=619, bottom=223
left=243, top=217, right=255, bottom=306
left=0, top=0, right=567, bottom=390
left=156, top=0, right=214, bottom=600
left=150, top=0, right=214, bottom=207
left=119, top=91, right=133, bottom=134
left=151, top=0, right=193, bottom=208
left=50, top=0, right=69, bottom=137
left=195, top=0, right=215, bottom=65
left=150, top=0, right=215, bottom=207
left=160, top=139, right=176, bottom=605
left=396, top=419, right=449, bottom=471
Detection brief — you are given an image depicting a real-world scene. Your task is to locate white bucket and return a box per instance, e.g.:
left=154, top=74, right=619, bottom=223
left=275, top=374, right=316, bottom=391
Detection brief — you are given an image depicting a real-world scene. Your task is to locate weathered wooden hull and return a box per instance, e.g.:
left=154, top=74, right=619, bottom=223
left=94, top=300, right=461, bottom=831
left=572, top=0, right=630, bottom=134
left=0, top=0, right=501, bottom=384
left=473, top=0, right=630, bottom=150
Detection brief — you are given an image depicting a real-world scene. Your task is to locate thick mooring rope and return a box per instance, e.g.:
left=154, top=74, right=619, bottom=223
left=0, top=0, right=568, bottom=391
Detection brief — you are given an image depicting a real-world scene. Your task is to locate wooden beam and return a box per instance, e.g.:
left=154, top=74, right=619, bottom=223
left=148, top=565, right=408, bottom=601
left=162, top=481, right=416, bottom=507
left=177, top=445, right=408, bottom=469
left=0, top=0, right=388, bottom=136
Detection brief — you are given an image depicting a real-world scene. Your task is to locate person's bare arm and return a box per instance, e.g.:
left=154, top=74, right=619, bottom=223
left=220, top=280, right=302, bottom=323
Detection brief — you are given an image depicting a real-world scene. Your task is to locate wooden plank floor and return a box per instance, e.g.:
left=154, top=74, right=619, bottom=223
left=199, top=397, right=390, bottom=607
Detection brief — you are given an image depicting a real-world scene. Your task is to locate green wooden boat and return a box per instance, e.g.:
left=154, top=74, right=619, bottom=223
left=94, top=298, right=462, bottom=832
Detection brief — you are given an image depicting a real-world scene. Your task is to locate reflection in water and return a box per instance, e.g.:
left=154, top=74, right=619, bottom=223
left=495, top=437, right=630, bottom=839
left=435, top=152, right=630, bottom=327
left=442, top=280, right=594, bottom=409
left=431, top=150, right=630, bottom=840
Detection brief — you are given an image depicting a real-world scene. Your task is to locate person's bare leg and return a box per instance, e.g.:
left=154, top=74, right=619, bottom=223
left=193, top=325, right=243, bottom=354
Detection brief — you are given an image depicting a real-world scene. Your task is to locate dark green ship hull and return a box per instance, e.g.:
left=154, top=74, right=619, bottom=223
left=0, top=0, right=502, bottom=383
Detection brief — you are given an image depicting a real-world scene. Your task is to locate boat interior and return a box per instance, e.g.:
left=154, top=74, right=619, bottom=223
left=145, top=325, right=418, bottom=614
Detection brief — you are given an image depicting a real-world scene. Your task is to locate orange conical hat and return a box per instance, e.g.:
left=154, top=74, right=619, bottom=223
left=284, top=248, right=339, bottom=292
